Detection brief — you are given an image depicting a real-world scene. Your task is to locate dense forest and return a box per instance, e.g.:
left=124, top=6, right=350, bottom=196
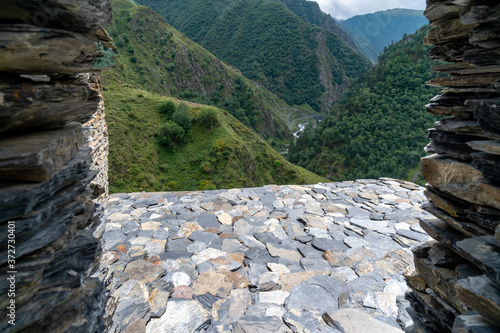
left=339, top=9, right=429, bottom=62
left=288, top=26, right=441, bottom=183
left=137, top=0, right=371, bottom=112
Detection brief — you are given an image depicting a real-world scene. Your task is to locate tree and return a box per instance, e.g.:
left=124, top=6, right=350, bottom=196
left=158, top=100, right=176, bottom=118
left=172, top=102, right=193, bottom=131
left=196, top=108, right=218, bottom=129
left=157, top=121, right=185, bottom=148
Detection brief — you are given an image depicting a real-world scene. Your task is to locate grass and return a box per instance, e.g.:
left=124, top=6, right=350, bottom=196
left=103, top=82, right=328, bottom=193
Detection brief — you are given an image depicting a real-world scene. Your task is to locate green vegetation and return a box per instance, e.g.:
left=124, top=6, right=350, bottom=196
left=339, top=9, right=429, bottom=62
left=137, top=0, right=371, bottom=112
left=104, top=84, right=328, bottom=193
left=105, top=0, right=295, bottom=142
left=288, top=26, right=441, bottom=183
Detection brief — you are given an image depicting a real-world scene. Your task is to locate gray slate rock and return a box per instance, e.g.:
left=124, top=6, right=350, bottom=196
left=285, top=276, right=345, bottom=314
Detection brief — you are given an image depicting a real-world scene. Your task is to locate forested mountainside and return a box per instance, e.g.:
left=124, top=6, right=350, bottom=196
left=105, top=0, right=303, bottom=141
left=339, top=9, right=429, bottom=62
left=103, top=0, right=328, bottom=192
left=288, top=26, right=441, bottom=183
left=137, top=0, right=372, bottom=113
left=276, top=0, right=357, bottom=49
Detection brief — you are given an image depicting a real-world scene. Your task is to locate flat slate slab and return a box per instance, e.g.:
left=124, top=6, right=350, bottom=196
left=98, top=178, right=432, bottom=332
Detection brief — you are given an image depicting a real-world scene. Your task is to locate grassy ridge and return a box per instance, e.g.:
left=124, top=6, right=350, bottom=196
left=104, top=81, right=328, bottom=193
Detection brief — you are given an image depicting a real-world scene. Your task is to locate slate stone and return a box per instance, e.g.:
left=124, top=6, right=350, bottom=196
left=347, top=207, right=372, bottom=218
left=452, top=312, right=500, bottom=333
left=456, top=236, right=500, bottom=285
left=244, top=247, right=278, bottom=265
left=297, top=244, right=324, bottom=259
left=233, top=315, right=289, bottom=333
left=428, top=243, right=463, bottom=268
left=166, top=238, right=193, bottom=252
left=253, top=232, right=282, bottom=244
left=110, top=299, right=150, bottom=333
left=329, top=308, right=403, bottom=333
left=311, top=238, right=348, bottom=252
left=295, top=235, right=314, bottom=244
left=283, top=310, right=339, bottom=333
left=188, top=230, right=219, bottom=244
left=285, top=276, right=345, bottom=314
left=456, top=275, right=500, bottom=326
left=396, top=229, right=430, bottom=242
left=159, top=251, right=191, bottom=260
left=131, top=199, right=158, bottom=209
left=197, top=292, right=221, bottom=310
left=145, top=300, right=209, bottom=333
left=300, top=258, right=333, bottom=271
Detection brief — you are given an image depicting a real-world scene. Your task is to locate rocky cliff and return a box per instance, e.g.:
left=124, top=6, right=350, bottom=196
left=405, top=1, right=500, bottom=332
left=0, top=1, right=114, bottom=332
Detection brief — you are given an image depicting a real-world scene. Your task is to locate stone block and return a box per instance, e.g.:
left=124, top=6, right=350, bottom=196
left=0, top=0, right=111, bottom=35
left=456, top=275, right=500, bottom=326
left=421, top=155, right=500, bottom=210
left=0, top=76, right=100, bottom=134
left=0, top=122, right=84, bottom=182
left=0, top=148, right=90, bottom=222
left=0, top=25, right=113, bottom=74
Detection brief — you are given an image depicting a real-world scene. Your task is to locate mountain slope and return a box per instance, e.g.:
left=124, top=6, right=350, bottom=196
left=104, top=84, right=328, bottom=193
left=288, top=26, right=441, bottom=183
left=339, top=9, right=429, bottom=62
left=105, top=0, right=304, bottom=141
left=137, top=0, right=372, bottom=113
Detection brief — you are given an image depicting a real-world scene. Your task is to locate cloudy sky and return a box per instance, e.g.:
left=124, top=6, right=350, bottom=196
left=313, top=0, right=426, bottom=20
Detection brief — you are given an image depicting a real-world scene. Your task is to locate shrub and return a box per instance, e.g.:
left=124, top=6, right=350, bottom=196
left=158, top=101, right=176, bottom=118
left=167, top=181, right=179, bottom=191
left=157, top=121, right=185, bottom=148
left=198, top=180, right=217, bottom=191
left=166, top=63, right=176, bottom=71
left=172, top=102, right=193, bottom=131
left=273, top=159, right=282, bottom=169
left=196, top=108, right=218, bottom=129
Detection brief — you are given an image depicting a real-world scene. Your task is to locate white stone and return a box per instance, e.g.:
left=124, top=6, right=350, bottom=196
left=191, top=248, right=227, bottom=265
left=259, top=290, right=290, bottom=305
left=265, top=306, right=286, bottom=318
left=217, top=212, right=233, bottom=225
left=171, top=272, right=191, bottom=287
left=267, top=263, right=291, bottom=274
left=259, top=272, right=280, bottom=285
left=146, top=300, right=209, bottom=333
left=327, top=309, right=402, bottom=333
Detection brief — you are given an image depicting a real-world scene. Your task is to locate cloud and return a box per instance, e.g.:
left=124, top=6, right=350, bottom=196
left=313, top=0, right=426, bottom=20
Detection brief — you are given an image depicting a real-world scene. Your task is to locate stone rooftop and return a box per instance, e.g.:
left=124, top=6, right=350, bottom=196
left=97, top=178, right=433, bottom=332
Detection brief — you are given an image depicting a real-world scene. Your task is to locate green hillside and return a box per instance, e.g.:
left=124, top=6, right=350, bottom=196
left=339, top=9, right=429, bottom=62
left=137, top=0, right=372, bottom=113
left=104, top=83, right=328, bottom=193
left=288, top=26, right=441, bottom=183
left=274, top=0, right=358, bottom=50
left=105, top=0, right=306, bottom=142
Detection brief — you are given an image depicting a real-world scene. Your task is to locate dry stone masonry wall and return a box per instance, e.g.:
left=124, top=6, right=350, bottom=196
left=405, top=1, right=500, bottom=332
left=0, top=1, right=114, bottom=332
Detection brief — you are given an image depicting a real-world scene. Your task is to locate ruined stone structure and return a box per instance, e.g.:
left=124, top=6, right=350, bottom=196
left=405, top=1, right=500, bottom=332
left=0, top=1, right=114, bottom=332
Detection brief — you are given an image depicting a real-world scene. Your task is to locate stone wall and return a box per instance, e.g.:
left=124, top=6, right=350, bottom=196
left=405, top=1, right=500, bottom=332
left=0, top=1, right=113, bottom=332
